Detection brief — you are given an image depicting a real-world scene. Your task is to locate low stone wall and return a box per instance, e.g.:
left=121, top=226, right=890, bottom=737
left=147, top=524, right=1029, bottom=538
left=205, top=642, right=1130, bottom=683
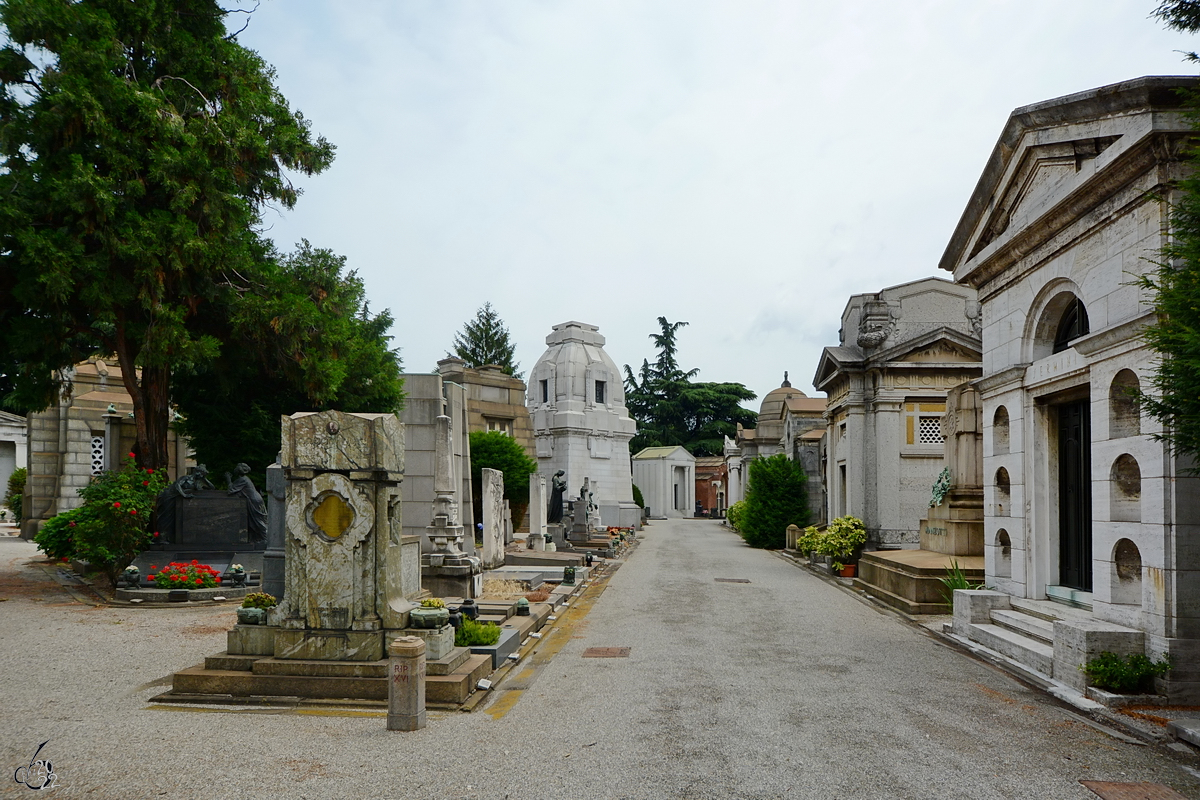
left=114, top=586, right=249, bottom=603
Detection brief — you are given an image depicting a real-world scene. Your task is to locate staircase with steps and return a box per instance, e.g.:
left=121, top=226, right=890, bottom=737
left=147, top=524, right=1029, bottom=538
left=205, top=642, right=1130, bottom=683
left=948, top=592, right=1144, bottom=692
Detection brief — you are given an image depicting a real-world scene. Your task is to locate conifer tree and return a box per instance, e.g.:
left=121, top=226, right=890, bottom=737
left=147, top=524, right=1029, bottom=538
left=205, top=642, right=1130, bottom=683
left=1140, top=4, right=1200, bottom=462
left=449, top=303, right=522, bottom=378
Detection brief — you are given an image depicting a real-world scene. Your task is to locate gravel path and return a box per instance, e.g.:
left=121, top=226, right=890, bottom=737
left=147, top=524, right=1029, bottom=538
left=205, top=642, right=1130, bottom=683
left=1, top=522, right=1198, bottom=799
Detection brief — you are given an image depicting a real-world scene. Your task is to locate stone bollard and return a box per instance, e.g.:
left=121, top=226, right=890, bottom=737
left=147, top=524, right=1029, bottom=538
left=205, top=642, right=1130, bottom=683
left=387, top=636, right=426, bottom=731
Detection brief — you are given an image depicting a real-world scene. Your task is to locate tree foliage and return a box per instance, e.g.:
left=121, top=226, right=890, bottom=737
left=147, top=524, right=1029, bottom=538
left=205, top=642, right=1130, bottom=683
left=468, top=430, right=537, bottom=527
left=623, top=317, right=757, bottom=456
left=172, top=241, right=404, bottom=486
left=1138, top=9, right=1200, bottom=462
left=450, top=303, right=522, bottom=378
left=739, top=454, right=809, bottom=549
left=0, top=0, right=334, bottom=468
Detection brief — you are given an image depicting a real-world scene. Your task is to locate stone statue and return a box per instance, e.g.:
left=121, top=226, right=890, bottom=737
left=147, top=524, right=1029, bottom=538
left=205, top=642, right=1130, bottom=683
left=226, top=463, right=267, bottom=543
left=155, top=465, right=215, bottom=543
left=548, top=470, right=566, bottom=523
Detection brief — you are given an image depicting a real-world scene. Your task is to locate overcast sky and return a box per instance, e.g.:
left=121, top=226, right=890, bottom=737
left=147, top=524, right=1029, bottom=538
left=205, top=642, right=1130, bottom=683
left=236, top=1, right=1197, bottom=409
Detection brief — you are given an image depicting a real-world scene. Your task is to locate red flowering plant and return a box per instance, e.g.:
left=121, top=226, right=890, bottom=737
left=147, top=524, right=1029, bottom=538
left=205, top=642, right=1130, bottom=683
left=149, top=560, right=221, bottom=589
left=34, top=452, right=170, bottom=582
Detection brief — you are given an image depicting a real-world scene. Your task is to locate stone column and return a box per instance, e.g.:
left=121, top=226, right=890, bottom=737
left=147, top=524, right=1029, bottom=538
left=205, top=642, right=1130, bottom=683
left=262, top=458, right=286, bottom=600
left=531, top=475, right=547, bottom=537
left=387, top=636, right=426, bottom=731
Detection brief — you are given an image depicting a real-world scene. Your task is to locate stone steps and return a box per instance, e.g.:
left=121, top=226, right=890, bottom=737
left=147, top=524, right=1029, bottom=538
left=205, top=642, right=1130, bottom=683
left=966, top=622, right=1055, bottom=676
left=990, top=609, right=1054, bottom=645
left=177, top=649, right=491, bottom=706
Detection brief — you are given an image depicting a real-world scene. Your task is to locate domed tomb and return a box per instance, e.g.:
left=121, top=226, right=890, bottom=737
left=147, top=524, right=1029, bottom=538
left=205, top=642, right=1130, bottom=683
left=526, top=321, right=640, bottom=528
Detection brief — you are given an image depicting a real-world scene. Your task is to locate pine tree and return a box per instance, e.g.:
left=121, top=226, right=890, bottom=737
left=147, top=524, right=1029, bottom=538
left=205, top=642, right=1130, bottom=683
left=623, top=317, right=757, bottom=456
left=449, top=303, right=522, bottom=378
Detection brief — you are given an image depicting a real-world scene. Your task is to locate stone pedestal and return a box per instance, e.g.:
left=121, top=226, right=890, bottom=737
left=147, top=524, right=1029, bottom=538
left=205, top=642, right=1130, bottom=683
left=481, top=468, right=505, bottom=569
left=387, top=636, right=427, bottom=732
left=401, top=624, right=455, bottom=661
left=262, top=460, right=286, bottom=600
left=919, top=488, right=983, bottom=556
left=419, top=415, right=482, bottom=597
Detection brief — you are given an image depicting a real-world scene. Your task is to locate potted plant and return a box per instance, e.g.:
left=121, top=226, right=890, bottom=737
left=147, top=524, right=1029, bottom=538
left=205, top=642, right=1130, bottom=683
left=795, top=526, right=823, bottom=559
left=818, top=516, right=866, bottom=578
left=409, top=597, right=450, bottom=628
left=238, top=591, right=277, bottom=625
left=228, top=563, right=248, bottom=588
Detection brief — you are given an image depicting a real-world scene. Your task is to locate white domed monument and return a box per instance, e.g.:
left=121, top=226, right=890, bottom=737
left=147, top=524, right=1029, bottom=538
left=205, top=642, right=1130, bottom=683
left=526, top=321, right=641, bottom=530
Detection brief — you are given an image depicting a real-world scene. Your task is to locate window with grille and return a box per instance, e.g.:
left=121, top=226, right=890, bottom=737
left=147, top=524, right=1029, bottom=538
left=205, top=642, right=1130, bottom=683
left=918, top=417, right=945, bottom=445
left=90, top=436, right=105, bottom=475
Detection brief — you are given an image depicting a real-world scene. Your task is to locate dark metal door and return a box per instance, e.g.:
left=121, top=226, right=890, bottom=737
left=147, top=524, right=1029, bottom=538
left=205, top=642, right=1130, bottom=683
left=1058, top=401, right=1092, bottom=591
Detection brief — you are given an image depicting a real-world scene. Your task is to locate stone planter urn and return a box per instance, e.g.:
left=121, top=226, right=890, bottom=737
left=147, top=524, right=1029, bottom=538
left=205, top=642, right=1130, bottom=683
left=409, top=607, right=450, bottom=629
left=236, top=607, right=267, bottom=625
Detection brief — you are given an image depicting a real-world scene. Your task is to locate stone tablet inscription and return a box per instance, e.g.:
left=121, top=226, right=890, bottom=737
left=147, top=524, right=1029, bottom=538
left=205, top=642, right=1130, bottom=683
left=175, top=491, right=249, bottom=547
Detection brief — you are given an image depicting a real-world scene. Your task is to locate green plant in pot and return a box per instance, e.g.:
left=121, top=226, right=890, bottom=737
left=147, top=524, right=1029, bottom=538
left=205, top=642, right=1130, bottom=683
left=818, top=516, right=866, bottom=575
left=410, top=600, right=451, bottom=628
left=238, top=591, right=277, bottom=625
left=795, top=525, right=823, bottom=558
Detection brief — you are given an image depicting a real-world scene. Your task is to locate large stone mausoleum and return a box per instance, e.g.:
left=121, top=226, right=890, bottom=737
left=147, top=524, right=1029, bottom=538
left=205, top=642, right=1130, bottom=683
left=525, top=321, right=639, bottom=528
left=814, top=277, right=983, bottom=549
left=942, top=76, right=1200, bottom=701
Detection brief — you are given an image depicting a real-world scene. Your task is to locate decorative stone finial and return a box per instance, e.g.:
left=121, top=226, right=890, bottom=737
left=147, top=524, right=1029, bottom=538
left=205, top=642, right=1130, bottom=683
left=782, top=371, right=791, bottom=388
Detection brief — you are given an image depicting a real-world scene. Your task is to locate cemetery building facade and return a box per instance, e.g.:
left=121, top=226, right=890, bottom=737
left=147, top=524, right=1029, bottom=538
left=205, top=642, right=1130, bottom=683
left=436, top=358, right=536, bottom=462
left=0, top=410, right=26, bottom=514
left=814, top=277, right=982, bottom=549
left=941, top=76, right=1200, bottom=699
left=631, top=445, right=696, bottom=519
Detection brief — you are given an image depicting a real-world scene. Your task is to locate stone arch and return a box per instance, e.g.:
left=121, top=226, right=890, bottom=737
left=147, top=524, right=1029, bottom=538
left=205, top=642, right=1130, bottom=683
left=993, top=405, right=1010, bottom=455
left=1110, top=454, right=1141, bottom=523
left=995, top=528, right=1012, bottom=578
left=1109, top=370, right=1141, bottom=439
left=1110, top=538, right=1142, bottom=606
left=994, top=467, right=1011, bottom=517
left=1024, top=282, right=1088, bottom=362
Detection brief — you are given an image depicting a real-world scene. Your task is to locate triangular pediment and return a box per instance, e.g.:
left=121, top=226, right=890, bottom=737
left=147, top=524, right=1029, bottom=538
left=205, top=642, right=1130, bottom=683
left=873, top=327, right=982, bottom=367
left=970, top=137, right=1119, bottom=259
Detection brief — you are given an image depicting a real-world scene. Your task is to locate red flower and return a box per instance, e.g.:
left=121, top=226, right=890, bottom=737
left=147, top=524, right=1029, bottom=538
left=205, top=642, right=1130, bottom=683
left=169, top=575, right=179, bottom=581
left=194, top=578, right=202, bottom=585
left=146, top=575, right=155, bottom=580
left=129, top=508, right=137, bottom=515
left=112, top=501, right=121, bottom=508
left=142, top=481, right=149, bottom=486
left=215, top=577, right=222, bottom=583
left=153, top=532, right=160, bottom=538
left=68, top=521, right=76, bottom=528
left=150, top=565, right=157, bottom=570
left=191, top=560, right=199, bottom=565
left=128, top=452, right=135, bottom=458
left=146, top=469, right=154, bottom=474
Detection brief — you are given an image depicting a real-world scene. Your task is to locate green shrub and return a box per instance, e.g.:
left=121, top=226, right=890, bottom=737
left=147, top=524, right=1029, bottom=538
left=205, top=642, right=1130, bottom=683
left=33, top=454, right=169, bottom=581
left=795, top=525, right=822, bottom=555
left=631, top=482, right=645, bottom=509
left=1081, top=651, right=1171, bottom=693
left=4, top=467, right=26, bottom=522
left=816, top=515, right=866, bottom=568
left=242, top=592, right=278, bottom=609
left=726, top=500, right=747, bottom=531
left=469, top=430, right=537, bottom=528
left=740, top=454, right=809, bottom=549
left=455, top=616, right=501, bottom=647
left=34, top=504, right=101, bottom=560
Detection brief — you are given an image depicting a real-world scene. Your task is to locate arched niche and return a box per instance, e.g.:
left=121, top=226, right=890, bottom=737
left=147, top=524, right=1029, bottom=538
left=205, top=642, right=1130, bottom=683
left=1026, top=286, right=1089, bottom=362
left=1110, top=538, right=1142, bottom=606
left=1110, top=454, right=1141, bottom=523
left=994, top=467, right=1011, bottom=517
left=993, top=406, right=1010, bottom=455
left=995, top=529, right=1012, bottom=578
left=1110, top=370, right=1141, bottom=439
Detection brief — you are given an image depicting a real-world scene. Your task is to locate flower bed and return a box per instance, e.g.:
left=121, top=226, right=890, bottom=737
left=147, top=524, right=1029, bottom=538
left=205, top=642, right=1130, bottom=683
left=148, top=560, right=222, bottom=589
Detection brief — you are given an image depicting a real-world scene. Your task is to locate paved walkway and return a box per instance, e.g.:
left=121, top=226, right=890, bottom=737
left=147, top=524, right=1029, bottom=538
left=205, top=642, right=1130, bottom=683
left=1, top=521, right=1199, bottom=799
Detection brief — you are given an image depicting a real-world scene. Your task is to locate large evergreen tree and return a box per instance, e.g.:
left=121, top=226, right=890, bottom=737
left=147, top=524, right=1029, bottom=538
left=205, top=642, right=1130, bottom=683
left=0, top=0, right=334, bottom=468
left=1139, top=4, right=1200, bottom=462
left=449, top=302, right=522, bottom=378
left=623, top=317, right=758, bottom=456
left=173, top=241, right=404, bottom=486
left=740, top=453, right=809, bottom=549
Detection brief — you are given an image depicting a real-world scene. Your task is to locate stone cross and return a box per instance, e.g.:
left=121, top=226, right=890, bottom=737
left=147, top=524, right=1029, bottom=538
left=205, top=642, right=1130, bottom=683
left=502, top=500, right=513, bottom=545
left=481, top=468, right=506, bottom=569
